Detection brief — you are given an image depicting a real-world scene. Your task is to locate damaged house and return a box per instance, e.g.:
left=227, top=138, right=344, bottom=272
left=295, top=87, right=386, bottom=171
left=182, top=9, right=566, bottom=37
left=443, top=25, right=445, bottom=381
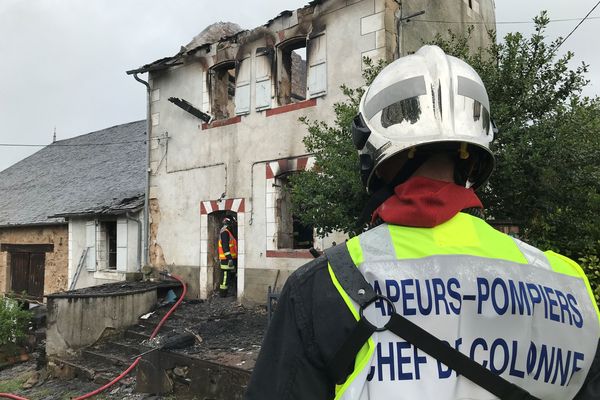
left=0, top=121, right=146, bottom=299
left=127, top=0, right=496, bottom=302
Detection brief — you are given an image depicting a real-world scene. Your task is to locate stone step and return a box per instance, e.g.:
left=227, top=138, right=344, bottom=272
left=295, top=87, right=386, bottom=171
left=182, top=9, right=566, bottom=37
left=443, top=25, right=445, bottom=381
left=124, top=329, right=150, bottom=341
left=109, top=337, right=150, bottom=356
left=81, top=348, right=132, bottom=368
left=48, top=356, right=115, bottom=382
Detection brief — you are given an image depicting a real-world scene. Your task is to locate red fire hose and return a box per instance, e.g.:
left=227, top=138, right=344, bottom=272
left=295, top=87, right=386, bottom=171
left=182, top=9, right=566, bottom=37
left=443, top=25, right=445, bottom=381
left=0, top=272, right=187, bottom=400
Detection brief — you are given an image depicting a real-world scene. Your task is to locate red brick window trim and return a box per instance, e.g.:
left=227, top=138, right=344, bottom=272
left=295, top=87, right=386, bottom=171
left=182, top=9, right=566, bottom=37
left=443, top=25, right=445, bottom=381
left=266, top=249, right=314, bottom=259
left=265, top=98, right=317, bottom=117
left=201, top=115, right=242, bottom=130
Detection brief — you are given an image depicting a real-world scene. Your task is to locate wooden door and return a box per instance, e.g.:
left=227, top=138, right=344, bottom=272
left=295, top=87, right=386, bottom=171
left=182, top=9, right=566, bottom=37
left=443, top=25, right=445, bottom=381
left=10, top=251, right=45, bottom=299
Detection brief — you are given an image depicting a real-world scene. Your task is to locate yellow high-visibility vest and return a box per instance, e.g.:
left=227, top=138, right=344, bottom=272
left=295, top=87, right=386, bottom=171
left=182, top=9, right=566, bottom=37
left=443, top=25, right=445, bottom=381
left=331, top=213, right=600, bottom=400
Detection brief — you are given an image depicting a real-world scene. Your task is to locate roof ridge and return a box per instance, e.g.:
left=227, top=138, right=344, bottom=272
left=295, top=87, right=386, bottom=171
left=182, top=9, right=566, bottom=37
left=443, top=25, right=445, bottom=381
left=52, top=119, right=145, bottom=145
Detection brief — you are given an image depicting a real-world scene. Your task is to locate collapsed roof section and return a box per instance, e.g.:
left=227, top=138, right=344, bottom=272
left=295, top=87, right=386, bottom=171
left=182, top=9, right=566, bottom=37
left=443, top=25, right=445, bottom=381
left=126, top=1, right=326, bottom=76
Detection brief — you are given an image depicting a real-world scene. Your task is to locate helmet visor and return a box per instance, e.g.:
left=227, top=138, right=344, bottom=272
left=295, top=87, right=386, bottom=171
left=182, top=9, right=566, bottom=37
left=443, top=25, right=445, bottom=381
left=376, top=94, right=491, bottom=141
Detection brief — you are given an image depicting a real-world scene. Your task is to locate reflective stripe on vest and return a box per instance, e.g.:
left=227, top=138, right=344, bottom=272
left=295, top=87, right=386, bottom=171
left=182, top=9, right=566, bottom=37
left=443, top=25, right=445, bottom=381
left=218, top=228, right=238, bottom=260
left=330, top=213, right=600, bottom=400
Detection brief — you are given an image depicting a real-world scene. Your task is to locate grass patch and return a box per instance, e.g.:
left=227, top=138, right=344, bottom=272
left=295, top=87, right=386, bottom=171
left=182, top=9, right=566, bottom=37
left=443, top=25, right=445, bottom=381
left=0, top=372, right=31, bottom=393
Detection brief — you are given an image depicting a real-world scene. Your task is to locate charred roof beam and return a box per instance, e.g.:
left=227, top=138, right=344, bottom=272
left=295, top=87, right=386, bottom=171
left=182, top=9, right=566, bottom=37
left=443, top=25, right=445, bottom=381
left=168, top=97, right=213, bottom=123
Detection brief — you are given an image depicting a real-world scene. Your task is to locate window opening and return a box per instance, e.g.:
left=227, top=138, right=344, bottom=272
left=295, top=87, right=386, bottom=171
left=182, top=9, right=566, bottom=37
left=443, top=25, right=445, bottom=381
left=211, top=61, right=236, bottom=120
left=105, top=221, right=117, bottom=270
left=278, top=39, right=307, bottom=106
left=276, top=174, right=314, bottom=249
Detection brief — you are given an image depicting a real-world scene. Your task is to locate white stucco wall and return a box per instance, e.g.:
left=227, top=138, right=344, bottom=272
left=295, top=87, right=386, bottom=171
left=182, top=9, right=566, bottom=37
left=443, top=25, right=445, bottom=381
left=144, top=0, right=496, bottom=302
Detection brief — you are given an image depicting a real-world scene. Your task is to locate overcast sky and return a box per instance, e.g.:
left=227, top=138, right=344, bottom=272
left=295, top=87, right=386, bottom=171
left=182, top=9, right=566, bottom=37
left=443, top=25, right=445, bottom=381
left=0, top=0, right=598, bottom=172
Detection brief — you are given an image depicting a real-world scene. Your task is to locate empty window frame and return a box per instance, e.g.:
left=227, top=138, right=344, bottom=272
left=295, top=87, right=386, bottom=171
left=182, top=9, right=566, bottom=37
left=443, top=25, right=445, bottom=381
left=97, top=220, right=117, bottom=270
left=276, top=174, right=314, bottom=249
left=105, top=221, right=117, bottom=269
left=277, top=38, right=308, bottom=106
left=209, top=61, right=237, bottom=120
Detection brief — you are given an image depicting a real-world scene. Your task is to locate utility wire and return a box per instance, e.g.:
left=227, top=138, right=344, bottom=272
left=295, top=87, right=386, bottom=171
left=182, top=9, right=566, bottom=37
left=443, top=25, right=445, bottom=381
left=0, top=140, right=145, bottom=148
left=2, top=11, right=598, bottom=151
left=555, top=1, right=600, bottom=50
left=411, top=16, right=600, bottom=25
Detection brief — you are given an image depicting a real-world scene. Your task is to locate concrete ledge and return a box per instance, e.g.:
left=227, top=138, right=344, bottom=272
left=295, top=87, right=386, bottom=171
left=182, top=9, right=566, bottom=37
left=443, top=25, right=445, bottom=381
left=136, top=350, right=250, bottom=397
left=46, top=289, right=157, bottom=357
left=92, top=270, right=142, bottom=282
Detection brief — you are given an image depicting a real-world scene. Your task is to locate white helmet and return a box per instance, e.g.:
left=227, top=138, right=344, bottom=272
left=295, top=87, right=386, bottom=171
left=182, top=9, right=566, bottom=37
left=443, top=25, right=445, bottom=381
left=352, top=45, right=495, bottom=193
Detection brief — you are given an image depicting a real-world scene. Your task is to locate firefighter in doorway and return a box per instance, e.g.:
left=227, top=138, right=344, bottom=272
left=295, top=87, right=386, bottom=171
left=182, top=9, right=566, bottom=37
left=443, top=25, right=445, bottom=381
left=218, top=216, right=237, bottom=297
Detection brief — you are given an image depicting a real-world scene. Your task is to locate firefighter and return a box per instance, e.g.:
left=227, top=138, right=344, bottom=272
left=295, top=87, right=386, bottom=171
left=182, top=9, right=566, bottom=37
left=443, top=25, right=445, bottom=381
left=245, top=45, right=600, bottom=399
left=218, top=216, right=237, bottom=297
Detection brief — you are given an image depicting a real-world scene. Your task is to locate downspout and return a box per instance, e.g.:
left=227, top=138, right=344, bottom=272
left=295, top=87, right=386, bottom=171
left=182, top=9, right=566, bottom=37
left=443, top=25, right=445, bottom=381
left=394, top=1, right=425, bottom=58
left=133, top=73, right=151, bottom=268
left=395, top=0, right=403, bottom=58
left=125, top=212, right=142, bottom=270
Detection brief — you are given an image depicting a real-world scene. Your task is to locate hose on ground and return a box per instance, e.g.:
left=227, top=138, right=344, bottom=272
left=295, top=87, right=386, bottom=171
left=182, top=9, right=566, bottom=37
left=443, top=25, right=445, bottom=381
left=0, top=273, right=187, bottom=400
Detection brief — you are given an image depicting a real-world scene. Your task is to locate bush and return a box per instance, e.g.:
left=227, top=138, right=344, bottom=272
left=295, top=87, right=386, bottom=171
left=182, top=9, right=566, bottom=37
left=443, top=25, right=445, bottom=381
left=579, top=255, right=600, bottom=307
left=0, top=297, right=31, bottom=346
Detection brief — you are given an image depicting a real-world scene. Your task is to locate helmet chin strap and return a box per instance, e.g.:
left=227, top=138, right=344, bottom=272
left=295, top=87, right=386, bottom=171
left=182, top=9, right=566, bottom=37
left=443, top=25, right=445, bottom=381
left=358, top=154, right=429, bottom=226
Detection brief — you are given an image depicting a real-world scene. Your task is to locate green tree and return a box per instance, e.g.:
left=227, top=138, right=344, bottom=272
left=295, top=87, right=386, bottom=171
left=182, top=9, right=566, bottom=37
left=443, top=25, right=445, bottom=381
left=288, top=58, right=386, bottom=237
left=291, top=12, right=599, bottom=261
left=290, top=12, right=600, bottom=303
left=431, top=13, right=599, bottom=260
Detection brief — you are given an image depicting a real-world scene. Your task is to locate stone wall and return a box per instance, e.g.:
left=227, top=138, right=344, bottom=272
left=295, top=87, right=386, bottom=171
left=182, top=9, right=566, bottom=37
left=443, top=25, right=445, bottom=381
left=0, top=225, right=69, bottom=296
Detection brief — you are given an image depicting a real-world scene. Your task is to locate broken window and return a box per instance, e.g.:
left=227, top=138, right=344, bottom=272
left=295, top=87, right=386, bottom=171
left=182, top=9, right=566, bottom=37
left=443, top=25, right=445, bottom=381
left=209, top=61, right=236, bottom=120
left=276, top=174, right=314, bottom=249
left=105, top=221, right=117, bottom=270
left=277, top=38, right=308, bottom=106
left=96, top=220, right=118, bottom=270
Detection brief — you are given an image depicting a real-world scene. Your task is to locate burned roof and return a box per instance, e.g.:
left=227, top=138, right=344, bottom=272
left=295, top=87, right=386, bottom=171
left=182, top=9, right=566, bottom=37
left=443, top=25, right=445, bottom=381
left=127, top=21, right=245, bottom=75
left=184, top=22, right=243, bottom=51
left=127, top=1, right=325, bottom=75
left=0, top=120, right=146, bottom=227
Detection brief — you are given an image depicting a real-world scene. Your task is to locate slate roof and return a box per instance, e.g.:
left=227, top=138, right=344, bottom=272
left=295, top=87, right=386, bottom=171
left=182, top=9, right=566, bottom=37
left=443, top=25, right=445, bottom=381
left=0, top=120, right=146, bottom=227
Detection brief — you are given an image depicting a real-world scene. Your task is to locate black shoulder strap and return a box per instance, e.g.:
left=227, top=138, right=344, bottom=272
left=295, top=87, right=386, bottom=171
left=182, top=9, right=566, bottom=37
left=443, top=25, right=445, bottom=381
left=324, top=244, right=540, bottom=400
left=325, top=244, right=377, bottom=307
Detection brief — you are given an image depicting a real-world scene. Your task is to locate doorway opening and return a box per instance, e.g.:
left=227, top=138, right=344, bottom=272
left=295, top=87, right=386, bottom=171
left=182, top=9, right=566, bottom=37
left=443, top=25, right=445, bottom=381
left=207, top=210, right=238, bottom=296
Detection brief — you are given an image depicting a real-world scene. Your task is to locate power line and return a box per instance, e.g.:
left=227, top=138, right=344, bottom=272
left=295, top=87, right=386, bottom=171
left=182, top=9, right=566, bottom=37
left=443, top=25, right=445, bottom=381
left=0, top=140, right=145, bottom=148
left=555, top=1, right=600, bottom=51
left=411, top=16, right=600, bottom=25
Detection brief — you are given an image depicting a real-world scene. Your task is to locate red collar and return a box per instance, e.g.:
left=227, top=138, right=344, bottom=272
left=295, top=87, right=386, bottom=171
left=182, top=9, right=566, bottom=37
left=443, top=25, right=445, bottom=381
left=371, top=176, right=483, bottom=228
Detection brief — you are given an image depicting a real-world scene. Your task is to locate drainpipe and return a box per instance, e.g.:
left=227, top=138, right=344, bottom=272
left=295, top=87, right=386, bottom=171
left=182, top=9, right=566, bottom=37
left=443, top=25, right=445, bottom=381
left=125, top=212, right=142, bottom=270
left=394, top=1, right=425, bottom=57
left=133, top=73, right=151, bottom=268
